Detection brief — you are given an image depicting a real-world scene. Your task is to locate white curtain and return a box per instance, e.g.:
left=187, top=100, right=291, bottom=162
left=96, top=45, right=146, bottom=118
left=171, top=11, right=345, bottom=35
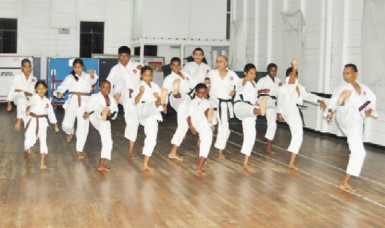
left=281, top=10, right=305, bottom=77
left=362, top=0, right=385, bottom=111
left=229, top=19, right=246, bottom=71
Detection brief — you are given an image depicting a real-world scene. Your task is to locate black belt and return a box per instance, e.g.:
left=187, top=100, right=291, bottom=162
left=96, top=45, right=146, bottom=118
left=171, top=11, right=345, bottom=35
left=234, top=94, right=253, bottom=106
left=359, top=101, right=371, bottom=112
left=217, top=98, right=233, bottom=122
left=258, top=94, right=277, bottom=100
left=296, top=104, right=307, bottom=126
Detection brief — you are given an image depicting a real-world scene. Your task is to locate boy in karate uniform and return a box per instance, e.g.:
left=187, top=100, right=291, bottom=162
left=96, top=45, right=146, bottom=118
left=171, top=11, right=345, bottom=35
left=162, top=57, right=197, bottom=161
left=234, top=64, right=267, bottom=172
left=256, top=63, right=282, bottom=154
left=187, top=83, right=214, bottom=177
left=83, top=81, right=118, bottom=172
left=208, top=55, right=240, bottom=159
left=106, top=46, right=142, bottom=160
left=277, top=59, right=326, bottom=170
left=134, top=66, right=167, bottom=171
left=24, top=81, right=59, bottom=169
left=7, top=59, right=37, bottom=131
left=325, top=64, right=377, bottom=192
left=182, top=47, right=211, bottom=83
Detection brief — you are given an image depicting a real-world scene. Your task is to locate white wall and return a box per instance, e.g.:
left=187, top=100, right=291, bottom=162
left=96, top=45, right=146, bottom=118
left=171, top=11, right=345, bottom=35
left=234, top=0, right=385, bottom=146
left=0, top=0, right=133, bottom=80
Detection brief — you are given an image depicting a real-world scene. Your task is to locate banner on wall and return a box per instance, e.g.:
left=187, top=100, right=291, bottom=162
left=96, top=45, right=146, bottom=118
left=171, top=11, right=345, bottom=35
left=0, top=56, right=33, bottom=102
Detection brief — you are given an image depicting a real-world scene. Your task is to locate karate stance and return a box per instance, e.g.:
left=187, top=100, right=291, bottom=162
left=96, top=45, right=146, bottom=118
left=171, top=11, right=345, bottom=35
left=325, top=64, right=377, bottom=192
left=134, top=66, right=167, bottom=171
left=256, top=63, right=282, bottom=154
left=83, top=81, right=118, bottom=172
left=24, top=81, right=59, bottom=169
left=277, top=59, right=326, bottom=170
left=182, top=47, right=211, bottom=83
left=54, top=58, right=98, bottom=160
left=234, top=64, right=267, bottom=172
left=7, top=59, right=37, bottom=131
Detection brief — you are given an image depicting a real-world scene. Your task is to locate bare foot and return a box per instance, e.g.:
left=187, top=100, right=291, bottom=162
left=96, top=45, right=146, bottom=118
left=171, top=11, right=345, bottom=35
left=218, top=152, right=225, bottom=160
left=337, top=90, right=352, bottom=106
left=243, top=164, right=253, bottom=173
left=40, top=164, right=47, bottom=170
left=266, top=149, right=275, bottom=155
left=340, top=183, right=356, bottom=192
left=142, top=166, right=154, bottom=172
left=76, top=152, right=85, bottom=160
left=14, top=119, right=21, bottom=132
left=129, top=153, right=137, bottom=161
left=24, top=149, right=33, bottom=156
left=196, top=170, right=207, bottom=177
left=168, top=153, right=183, bottom=161
left=288, top=163, right=299, bottom=170
left=66, top=134, right=73, bottom=142
left=97, top=166, right=111, bottom=172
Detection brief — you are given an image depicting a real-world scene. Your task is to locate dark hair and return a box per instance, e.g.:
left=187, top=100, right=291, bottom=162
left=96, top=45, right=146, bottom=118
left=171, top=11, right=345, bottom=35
left=99, top=80, right=111, bottom=87
left=193, top=47, right=205, bottom=55
left=267, top=63, right=278, bottom=72
left=35, top=80, right=48, bottom=89
left=344, top=63, right=358, bottom=72
left=70, top=58, right=84, bottom=81
left=286, top=67, right=293, bottom=77
left=195, top=83, right=208, bottom=91
left=204, top=77, right=210, bottom=81
left=21, top=58, right=31, bottom=67
left=141, top=65, right=153, bottom=75
left=118, top=46, right=131, bottom=55
left=170, top=57, right=181, bottom=65
left=244, top=63, right=256, bottom=73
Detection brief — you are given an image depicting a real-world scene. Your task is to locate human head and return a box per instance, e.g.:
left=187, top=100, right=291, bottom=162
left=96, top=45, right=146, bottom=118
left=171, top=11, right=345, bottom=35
left=21, top=58, right=32, bottom=75
left=141, top=66, right=153, bottom=83
left=118, top=46, right=131, bottom=66
left=267, top=63, right=278, bottom=77
left=285, top=67, right=298, bottom=77
left=99, top=80, right=111, bottom=96
left=215, top=55, right=228, bottom=71
left=34, top=80, right=48, bottom=97
left=72, top=58, right=84, bottom=76
left=192, top=48, right=205, bottom=64
left=244, top=63, right=257, bottom=81
left=343, top=63, right=358, bottom=83
left=170, top=57, right=182, bottom=74
left=194, top=83, right=208, bottom=99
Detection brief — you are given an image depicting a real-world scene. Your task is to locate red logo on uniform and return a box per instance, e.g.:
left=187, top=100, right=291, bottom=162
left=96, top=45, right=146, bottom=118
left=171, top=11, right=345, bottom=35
left=46, top=103, right=49, bottom=109
left=133, top=69, right=137, bottom=74
left=206, top=69, right=209, bottom=74
left=186, top=77, right=190, bottom=81
left=31, top=78, right=36, bottom=83
left=230, top=76, right=234, bottom=80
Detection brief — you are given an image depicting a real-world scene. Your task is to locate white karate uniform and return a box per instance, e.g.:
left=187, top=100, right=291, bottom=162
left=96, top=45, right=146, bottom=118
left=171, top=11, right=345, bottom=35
left=133, top=81, right=163, bottom=157
left=7, top=73, right=37, bottom=120
left=234, top=81, right=259, bottom=156
left=256, top=75, right=282, bottom=140
left=325, top=81, right=376, bottom=177
left=86, top=92, right=118, bottom=160
left=182, top=61, right=211, bottom=84
left=54, top=72, right=98, bottom=152
left=277, top=77, right=323, bottom=154
left=107, top=62, right=141, bottom=142
left=162, top=71, right=197, bottom=147
left=24, top=94, right=57, bottom=154
left=209, top=69, right=240, bottom=150
left=188, top=97, right=213, bottom=158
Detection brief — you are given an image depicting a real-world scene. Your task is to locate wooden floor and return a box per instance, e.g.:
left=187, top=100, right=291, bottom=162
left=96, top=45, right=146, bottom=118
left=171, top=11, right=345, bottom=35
left=0, top=104, right=384, bottom=227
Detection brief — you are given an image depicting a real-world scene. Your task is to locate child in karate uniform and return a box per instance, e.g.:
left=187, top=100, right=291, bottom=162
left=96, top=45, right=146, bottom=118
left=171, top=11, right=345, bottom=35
left=277, top=59, right=326, bottom=170
left=234, top=64, right=267, bottom=172
left=182, top=47, right=211, bottom=84
left=162, top=57, right=197, bottom=161
left=325, top=64, right=377, bottom=192
left=208, top=55, right=240, bottom=159
left=7, top=59, right=37, bottom=131
left=187, top=83, right=214, bottom=177
left=106, top=46, right=142, bottom=160
left=24, top=81, right=59, bottom=169
left=134, top=66, right=167, bottom=171
left=54, top=58, right=98, bottom=160
left=83, top=81, right=118, bottom=172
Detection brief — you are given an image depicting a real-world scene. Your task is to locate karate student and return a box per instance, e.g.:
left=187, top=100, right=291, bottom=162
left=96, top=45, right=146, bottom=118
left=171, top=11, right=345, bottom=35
left=54, top=58, right=98, bottom=160
left=162, top=57, right=197, bottom=161
left=83, top=81, right=118, bottom=172
left=182, top=47, right=211, bottom=83
left=24, top=81, right=60, bottom=169
left=7, top=59, right=37, bottom=131
left=234, top=64, right=267, bottom=172
left=256, top=63, right=282, bottom=154
left=106, top=46, right=142, bottom=160
left=208, top=55, right=240, bottom=159
left=133, top=66, right=167, bottom=171
left=187, top=83, right=214, bottom=177
left=325, top=64, right=377, bottom=192
left=277, top=59, right=326, bottom=170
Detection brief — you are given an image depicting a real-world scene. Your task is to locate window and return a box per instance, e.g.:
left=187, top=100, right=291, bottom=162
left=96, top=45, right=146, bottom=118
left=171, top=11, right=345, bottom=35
left=80, top=22, right=104, bottom=58
left=0, top=18, right=17, bottom=53
left=134, top=45, right=158, bottom=57
left=226, top=0, right=231, bottom=40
